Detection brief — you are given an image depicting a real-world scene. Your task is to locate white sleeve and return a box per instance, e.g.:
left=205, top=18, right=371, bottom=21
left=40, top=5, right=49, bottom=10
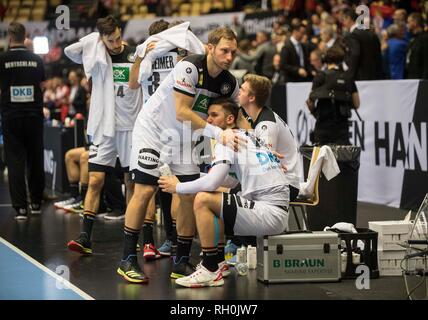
left=64, top=42, right=84, bottom=64
left=172, top=60, right=198, bottom=97
left=138, top=40, right=176, bottom=83
left=256, top=121, right=279, bottom=151
left=176, top=163, right=230, bottom=194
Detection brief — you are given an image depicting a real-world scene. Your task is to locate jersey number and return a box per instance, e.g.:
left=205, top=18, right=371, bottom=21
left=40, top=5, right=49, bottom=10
left=117, top=85, right=125, bottom=98
left=148, top=72, right=160, bottom=95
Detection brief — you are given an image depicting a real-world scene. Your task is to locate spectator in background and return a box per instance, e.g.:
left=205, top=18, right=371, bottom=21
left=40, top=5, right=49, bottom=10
left=309, top=14, right=322, bottom=36
left=319, top=24, right=339, bottom=53
left=231, top=39, right=255, bottom=73
left=236, top=31, right=276, bottom=78
left=271, top=29, right=287, bottom=53
left=271, top=53, right=285, bottom=85
left=383, top=23, right=407, bottom=79
left=68, top=70, right=88, bottom=118
left=309, top=49, right=324, bottom=77
left=231, top=15, right=247, bottom=42
left=405, top=13, right=428, bottom=79
left=341, top=7, right=384, bottom=80
left=393, top=8, right=411, bottom=41
left=280, top=23, right=311, bottom=82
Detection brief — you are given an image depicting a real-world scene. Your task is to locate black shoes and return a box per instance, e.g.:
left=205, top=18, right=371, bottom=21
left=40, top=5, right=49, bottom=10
left=117, top=255, right=149, bottom=284
left=67, top=233, right=92, bottom=254
left=170, top=256, right=196, bottom=279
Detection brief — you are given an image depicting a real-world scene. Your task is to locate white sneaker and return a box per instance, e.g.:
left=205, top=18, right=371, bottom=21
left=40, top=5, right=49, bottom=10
left=54, top=197, right=77, bottom=209
left=218, top=260, right=231, bottom=277
left=175, top=264, right=224, bottom=288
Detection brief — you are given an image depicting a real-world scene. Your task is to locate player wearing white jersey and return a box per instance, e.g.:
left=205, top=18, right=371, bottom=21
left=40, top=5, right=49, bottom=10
left=238, top=74, right=302, bottom=200
left=117, top=27, right=249, bottom=284
left=159, top=98, right=289, bottom=288
left=66, top=16, right=143, bottom=256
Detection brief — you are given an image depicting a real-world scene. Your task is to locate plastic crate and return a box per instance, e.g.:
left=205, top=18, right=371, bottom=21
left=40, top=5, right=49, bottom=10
left=339, top=228, right=380, bottom=279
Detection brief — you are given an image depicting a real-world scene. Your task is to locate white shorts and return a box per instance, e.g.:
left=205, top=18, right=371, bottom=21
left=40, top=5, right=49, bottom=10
left=221, top=193, right=289, bottom=237
left=88, top=131, right=132, bottom=170
left=129, top=113, right=200, bottom=184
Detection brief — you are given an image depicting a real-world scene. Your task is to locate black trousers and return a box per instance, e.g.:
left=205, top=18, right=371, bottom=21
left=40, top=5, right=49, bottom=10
left=2, top=116, right=44, bottom=208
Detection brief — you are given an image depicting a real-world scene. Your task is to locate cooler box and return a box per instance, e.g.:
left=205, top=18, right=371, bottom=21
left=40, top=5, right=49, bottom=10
left=257, top=231, right=341, bottom=283
left=368, top=221, right=412, bottom=251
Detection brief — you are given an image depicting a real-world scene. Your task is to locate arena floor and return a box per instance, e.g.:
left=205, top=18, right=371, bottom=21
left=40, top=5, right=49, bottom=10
left=0, top=173, right=425, bottom=300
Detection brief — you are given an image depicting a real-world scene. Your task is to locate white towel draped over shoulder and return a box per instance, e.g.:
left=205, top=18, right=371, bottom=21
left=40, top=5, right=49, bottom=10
left=64, top=32, right=115, bottom=145
left=298, top=145, right=340, bottom=199
left=134, top=22, right=206, bottom=83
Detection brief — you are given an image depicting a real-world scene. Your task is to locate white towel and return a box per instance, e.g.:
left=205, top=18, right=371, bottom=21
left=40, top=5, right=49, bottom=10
left=298, top=145, right=340, bottom=198
left=64, top=32, right=115, bottom=144
left=134, top=22, right=205, bottom=83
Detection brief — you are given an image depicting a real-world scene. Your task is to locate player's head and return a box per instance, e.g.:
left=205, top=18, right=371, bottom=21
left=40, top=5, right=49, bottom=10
left=207, top=27, right=238, bottom=70
left=96, top=15, right=122, bottom=55
left=239, top=74, right=272, bottom=109
left=207, top=97, right=239, bottom=130
left=7, top=22, right=26, bottom=45
left=149, top=19, right=169, bottom=36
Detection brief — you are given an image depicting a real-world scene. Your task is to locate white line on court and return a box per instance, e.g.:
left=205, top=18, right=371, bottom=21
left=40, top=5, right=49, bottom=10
left=0, top=237, right=95, bottom=300
left=0, top=204, right=11, bottom=207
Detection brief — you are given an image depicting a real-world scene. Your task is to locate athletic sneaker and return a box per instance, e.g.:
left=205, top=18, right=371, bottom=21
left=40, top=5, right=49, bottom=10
left=66, top=201, right=84, bottom=214
left=158, top=239, right=173, bottom=256
left=175, top=264, right=224, bottom=288
left=30, top=203, right=41, bottom=215
left=143, top=243, right=161, bottom=261
left=14, top=207, right=28, bottom=220
left=54, top=197, right=79, bottom=209
left=170, top=256, right=196, bottom=279
left=218, top=261, right=231, bottom=277
left=104, top=210, right=125, bottom=220
left=117, top=255, right=149, bottom=284
left=67, top=233, right=92, bottom=254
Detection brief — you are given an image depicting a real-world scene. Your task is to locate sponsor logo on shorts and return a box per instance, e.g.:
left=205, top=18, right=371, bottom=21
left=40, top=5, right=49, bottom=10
left=88, top=145, right=98, bottom=159
left=137, top=148, right=160, bottom=170
left=113, top=67, right=129, bottom=82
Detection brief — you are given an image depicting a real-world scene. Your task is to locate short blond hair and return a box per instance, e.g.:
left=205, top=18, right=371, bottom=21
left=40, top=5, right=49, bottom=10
left=243, top=74, right=272, bottom=107
left=208, top=27, right=237, bottom=46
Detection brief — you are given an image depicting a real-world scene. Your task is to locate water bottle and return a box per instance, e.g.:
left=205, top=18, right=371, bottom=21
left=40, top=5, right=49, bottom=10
left=236, top=246, right=247, bottom=264
left=236, top=263, right=248, bottom=276
left=159, top=163, right=172, bottom=177
left=247, top=245, right=257, bottom=269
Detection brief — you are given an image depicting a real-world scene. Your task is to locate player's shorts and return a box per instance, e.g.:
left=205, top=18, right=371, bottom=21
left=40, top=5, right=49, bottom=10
left=129, top=113, right=200, bottom=185
left=221, top=193, right=289, bottom=237
left=88, top=131, right=132, bottom=172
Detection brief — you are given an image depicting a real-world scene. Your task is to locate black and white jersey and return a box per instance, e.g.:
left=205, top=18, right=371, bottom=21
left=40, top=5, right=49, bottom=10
left=111, top=45, right=143, bottom=131
left=251, top=107, right=302, bottom=189
left=134, top=54, right=239, bottom=142
left=0, top=46, right=45, bottom=119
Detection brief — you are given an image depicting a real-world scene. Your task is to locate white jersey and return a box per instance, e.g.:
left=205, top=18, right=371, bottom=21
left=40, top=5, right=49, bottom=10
left=111, top=45, right=143, bottom=131
left=245, top=107, right=302, bottom=189
left=134, top=54, right=239, bottom=143
left=212, top=130, right=289, bottom=206
left=139, top=49, right=179, bottom=104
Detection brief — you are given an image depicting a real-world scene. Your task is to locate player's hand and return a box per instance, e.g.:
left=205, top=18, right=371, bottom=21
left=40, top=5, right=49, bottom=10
left=219, top=129, right=247, bottom=151
left=158, top=175, right=180, bottom=194
left=146, top=41, right=157, bottom=53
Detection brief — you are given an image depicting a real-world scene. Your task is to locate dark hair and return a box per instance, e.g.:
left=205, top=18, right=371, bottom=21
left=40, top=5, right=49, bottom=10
left=208, top=27, right=237, bottom=46
left=149, top=19, right=169, bottom=36
left=408, top=13, right=424, bottom=27
left=209, top=97, right=239, bottom=121
left=7, top=22, right=26, bottom=43
left=96, top=15, right=121, bottom=36
left=290, top=23, right=304, bottom=33
left=342, top=7, right=358, bottom=22
left=324, top=45, right=345, bottom=64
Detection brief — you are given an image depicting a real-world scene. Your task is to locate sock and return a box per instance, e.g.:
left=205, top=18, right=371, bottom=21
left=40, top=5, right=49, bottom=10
left=80, top=184, right=88, bottom=204
left=142, top=219, right=154, bottom=245
left=123, top=226, right=141, bottom=260
left=82, top=210, right=96, bottom=239
left=202, top=247, right=219, bottom=272
left=217, top=242, right=225, bottom=264
left=176, top=235, right=193, bottom=260
left=171, top=220, right=177, bottom=245
left=70, top=183, right=79, bottom=198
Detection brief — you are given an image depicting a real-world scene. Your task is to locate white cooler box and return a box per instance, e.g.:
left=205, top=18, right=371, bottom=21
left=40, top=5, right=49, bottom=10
left=257, top=231, right=341, bottom=283
left=368, top=221, right=412, bottom=251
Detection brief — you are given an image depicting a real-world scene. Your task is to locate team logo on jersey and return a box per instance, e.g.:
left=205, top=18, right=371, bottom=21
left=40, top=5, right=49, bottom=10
left=186, top=67, right=192, bottom=74
left=192, top=94, right=210, bottom=114
left=113, top=67, right=129, bottom=82
left=261, top=125, right=267, bottom=131
left=127, top=53, right=136, bottom=63
left=220, top=83, right=231, bottom=95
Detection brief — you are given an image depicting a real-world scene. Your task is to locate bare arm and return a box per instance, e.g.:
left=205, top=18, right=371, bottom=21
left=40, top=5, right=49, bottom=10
left=128, top=56, right=142, bottom=89
left=352, top=92, right=360, bottom=109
